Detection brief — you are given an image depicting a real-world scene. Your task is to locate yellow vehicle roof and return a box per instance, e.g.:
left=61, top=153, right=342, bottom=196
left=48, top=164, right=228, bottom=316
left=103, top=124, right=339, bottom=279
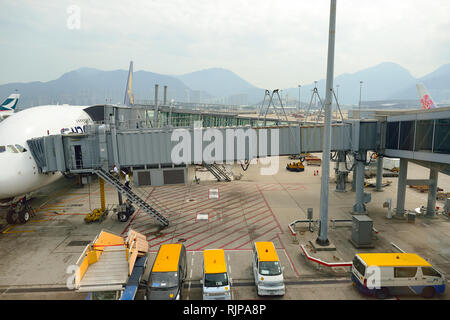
left=357, top=253, right=431, bottom=267
left=203, top=249, right=227, bottom=274
left=255, top=242, right=279, bottom=262
left=152, top=244, right=182, bottom=272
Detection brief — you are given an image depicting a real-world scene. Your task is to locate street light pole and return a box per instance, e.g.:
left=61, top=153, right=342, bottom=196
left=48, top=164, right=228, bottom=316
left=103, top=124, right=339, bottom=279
left=317, top=0, right=337, bottom=247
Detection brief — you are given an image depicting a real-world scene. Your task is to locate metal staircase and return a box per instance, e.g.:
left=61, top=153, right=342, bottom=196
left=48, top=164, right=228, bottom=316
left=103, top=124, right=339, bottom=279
left=203, top=163, right=232, bottom=182
left=95, top=169, right=169, bottom=227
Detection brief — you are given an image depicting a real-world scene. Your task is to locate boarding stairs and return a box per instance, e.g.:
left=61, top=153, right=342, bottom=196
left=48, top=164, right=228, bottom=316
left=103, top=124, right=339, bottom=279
left=95, top=169, right=169, bottom=227
left=203, top=163, right=232, bottom=182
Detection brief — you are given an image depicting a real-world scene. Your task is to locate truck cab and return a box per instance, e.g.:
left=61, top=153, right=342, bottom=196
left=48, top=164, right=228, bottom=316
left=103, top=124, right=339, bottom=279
left=252, top=242, right=285, bottom=296
left=201, top=249, right=231, bottom=300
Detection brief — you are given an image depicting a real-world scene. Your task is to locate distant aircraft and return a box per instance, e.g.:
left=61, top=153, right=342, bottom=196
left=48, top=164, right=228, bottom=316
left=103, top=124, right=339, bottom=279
left=0, top=93, right=20, bottom=121
left=416, top=83, right=436, bottom=110
left=0, top=62, right=134, bottom=224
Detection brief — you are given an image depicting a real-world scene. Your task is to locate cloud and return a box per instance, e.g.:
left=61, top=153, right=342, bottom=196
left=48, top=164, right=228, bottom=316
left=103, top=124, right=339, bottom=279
left=0, top=0, right=449, bottom=88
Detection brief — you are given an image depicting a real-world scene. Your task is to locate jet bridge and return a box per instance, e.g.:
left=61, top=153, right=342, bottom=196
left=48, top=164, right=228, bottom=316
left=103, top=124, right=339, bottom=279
left=26, top=105, right=450, bottom=228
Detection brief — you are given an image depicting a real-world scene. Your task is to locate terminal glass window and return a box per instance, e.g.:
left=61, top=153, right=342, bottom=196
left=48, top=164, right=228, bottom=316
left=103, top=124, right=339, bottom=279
left=386, top=122, right=399, bottom=149
left=259, top=261, right=282, bottom=276
left=415, top=120, right=433, bottom=152
left=204, top=272, right=228, bottom=287
left=394, top=267, right=417, bottom=278
left=433, top=119, right=450, bottom=154
left=399, top=121, right=415, bottom=151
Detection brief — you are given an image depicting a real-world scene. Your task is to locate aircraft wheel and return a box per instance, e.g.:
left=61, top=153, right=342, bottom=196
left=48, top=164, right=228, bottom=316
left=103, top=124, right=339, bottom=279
left=6, top=209, right=18, bottom=224
left=18, top=210, right=30, bottom=224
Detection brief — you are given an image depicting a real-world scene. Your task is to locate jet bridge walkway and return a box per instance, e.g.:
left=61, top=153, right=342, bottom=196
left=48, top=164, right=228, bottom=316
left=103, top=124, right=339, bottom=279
left=95, top=169, right=169, bottom=227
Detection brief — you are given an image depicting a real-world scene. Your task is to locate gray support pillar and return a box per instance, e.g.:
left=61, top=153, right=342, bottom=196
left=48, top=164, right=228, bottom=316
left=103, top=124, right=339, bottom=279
left=375, top=156, right=384, bottom=192
left=335, top=151, right=347, bottom=192
left=353, top=152, right=367, bottom=214
left=351, top=162, right=357, bottom=192
left=396, top=158, right=408, bottom=217
left=316, top=0, right=337, bottom=247
left=426, top=167, right=438, bottom=217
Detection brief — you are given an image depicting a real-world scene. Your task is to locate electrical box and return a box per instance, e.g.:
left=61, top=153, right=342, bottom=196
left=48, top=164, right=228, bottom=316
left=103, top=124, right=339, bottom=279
left=351, top=215, right=373, bottom=248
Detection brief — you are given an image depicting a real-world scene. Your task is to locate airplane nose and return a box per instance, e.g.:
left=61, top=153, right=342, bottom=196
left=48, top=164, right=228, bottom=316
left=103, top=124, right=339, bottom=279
left=0, top=153, right=33, bottom=199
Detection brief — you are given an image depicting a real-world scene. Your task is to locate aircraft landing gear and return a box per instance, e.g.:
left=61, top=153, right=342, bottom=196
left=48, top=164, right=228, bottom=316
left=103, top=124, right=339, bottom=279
left=6, top=197, right=35, bottom=224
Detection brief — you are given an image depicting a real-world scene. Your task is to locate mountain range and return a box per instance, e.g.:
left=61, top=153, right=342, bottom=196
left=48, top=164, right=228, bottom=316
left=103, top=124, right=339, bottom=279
left=0, top=62, right=449, bottom=109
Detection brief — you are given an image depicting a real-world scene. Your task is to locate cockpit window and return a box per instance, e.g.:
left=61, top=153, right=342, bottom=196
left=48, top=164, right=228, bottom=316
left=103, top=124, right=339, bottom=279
left=6, top=145, right=18, bottom=153
left=15, top=144, right=27, bottom=152
left=0, top=146, right=5, bottom=153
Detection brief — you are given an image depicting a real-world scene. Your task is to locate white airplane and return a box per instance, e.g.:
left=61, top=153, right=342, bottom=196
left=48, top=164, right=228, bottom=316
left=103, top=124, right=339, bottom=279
left=0, top=93, right=20, bottom=121
left=0, top=61, right=134, bottom=224
left=0, top=105, right=93, bottom=223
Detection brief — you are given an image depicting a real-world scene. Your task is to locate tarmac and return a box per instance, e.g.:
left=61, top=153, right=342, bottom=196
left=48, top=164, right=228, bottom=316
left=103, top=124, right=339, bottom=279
left=0, top=155, right=449, bottom=300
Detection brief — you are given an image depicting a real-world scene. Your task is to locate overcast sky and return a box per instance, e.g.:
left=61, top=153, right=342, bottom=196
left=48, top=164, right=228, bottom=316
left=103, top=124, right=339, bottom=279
left=0, top=0, right=449, bottom=88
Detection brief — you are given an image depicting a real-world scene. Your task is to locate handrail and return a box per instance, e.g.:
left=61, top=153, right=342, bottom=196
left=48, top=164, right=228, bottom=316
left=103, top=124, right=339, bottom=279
left=289, top=219, right=379, bottom=236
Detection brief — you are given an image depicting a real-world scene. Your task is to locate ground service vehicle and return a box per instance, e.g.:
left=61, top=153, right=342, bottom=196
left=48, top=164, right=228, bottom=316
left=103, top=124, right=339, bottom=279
left=286, top=161, right=305, bottom=172
left=252, top=242, right=285, bottom=296
left=74, top=229, right=148, bottom=300
left=201, top=249, right=231, bottom=300
left=352, top=253, right=446, bottom=299
left=146, top=243, right=187, bottom=300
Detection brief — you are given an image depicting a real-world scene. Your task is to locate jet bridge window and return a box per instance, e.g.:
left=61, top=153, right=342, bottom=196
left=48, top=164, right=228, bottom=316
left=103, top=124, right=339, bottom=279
left=415, top=120, right=433, bottom=153
left=399, top=121, right=415, bottom=151
left=434, top=119, right=450, bottom=154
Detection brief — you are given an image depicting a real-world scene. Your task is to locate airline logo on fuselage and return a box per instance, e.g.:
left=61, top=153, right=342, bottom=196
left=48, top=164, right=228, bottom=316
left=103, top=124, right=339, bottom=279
left=61, top=125, right=86, bottom=134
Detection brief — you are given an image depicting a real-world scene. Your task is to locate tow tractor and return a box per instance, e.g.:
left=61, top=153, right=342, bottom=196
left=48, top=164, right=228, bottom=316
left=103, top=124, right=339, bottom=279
left=72, top=229, right=148, bottom=300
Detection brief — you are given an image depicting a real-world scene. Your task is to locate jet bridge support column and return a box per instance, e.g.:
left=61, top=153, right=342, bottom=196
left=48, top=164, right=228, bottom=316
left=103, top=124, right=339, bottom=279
left=335, top=151, right=347, bottom=192
left=375, top=156, right=384, bottom=192
left=351, top=163, right=357, bottom=192
left=395, top=158, right=408, bottom=217
left=353, top=151, right=367, bottom=214
left=426, top=167, right=439, bottom=217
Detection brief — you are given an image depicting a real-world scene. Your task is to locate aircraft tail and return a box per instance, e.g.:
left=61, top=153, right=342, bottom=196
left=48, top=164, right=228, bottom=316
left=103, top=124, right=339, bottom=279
left=0, top=93, right=20, bottom=111
left=123, top=61, right=134, bottom=106
left=416, top=83, right=436, bottom=110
